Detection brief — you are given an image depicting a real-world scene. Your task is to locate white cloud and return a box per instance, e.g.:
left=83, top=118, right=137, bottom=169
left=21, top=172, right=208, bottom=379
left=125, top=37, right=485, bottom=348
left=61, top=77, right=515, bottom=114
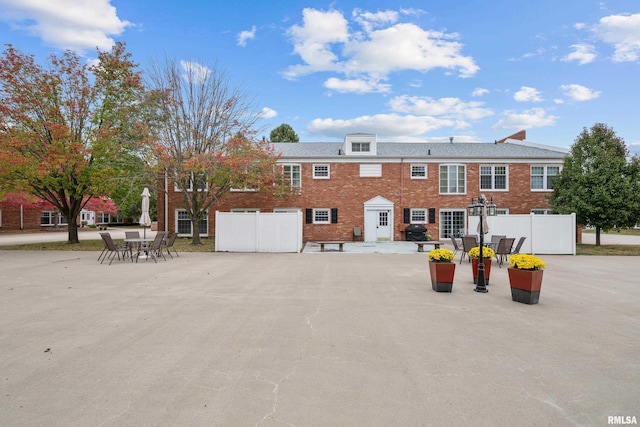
left=258, top=107, right=277, bottom=119
left=562, top=44, right=597, bottom=65
left=352, top=8, right=399, bottom=33
left=283, top=8, right=350, bottom=77
left=0, top=0, right=132, bottom=53
left=574, top=23, right=587, bottom=30
left=593, top=13, right=640, bottom=62
left=389, top=95, right=493, bottom=121
left=514, top=86, right=543, bottom=102
left=560, top=84, right=601, bottom=101
left=492, top=108, right=557, bottom=130
left=307, top=113, right=455, bottom=140
left=180, top=61, right=210, bottom=84
left=324, top=77, right=391, bottom=94
left=237, top=26, right=256, bottom=47
left=472, top=88, right=489, bottom=97
left=284, top=8, right=478, bottom=92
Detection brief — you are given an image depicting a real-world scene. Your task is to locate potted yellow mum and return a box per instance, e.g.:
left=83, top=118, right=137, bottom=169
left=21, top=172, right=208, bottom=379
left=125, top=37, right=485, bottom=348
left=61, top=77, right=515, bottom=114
left=468, top=246, right=495, bottom=285
left=508, top=254, right=546, bottom=304
left=428, top=248, right=456, bottom=292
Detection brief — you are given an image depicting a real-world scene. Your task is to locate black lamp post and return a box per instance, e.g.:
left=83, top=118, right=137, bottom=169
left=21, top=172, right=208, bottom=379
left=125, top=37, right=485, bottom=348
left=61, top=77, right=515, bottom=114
left=467, top=194, right=497, bottom=293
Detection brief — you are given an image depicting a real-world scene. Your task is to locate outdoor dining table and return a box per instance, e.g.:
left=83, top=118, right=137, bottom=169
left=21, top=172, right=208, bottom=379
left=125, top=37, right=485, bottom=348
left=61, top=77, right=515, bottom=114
left=124, top=237, right=155, bottom=260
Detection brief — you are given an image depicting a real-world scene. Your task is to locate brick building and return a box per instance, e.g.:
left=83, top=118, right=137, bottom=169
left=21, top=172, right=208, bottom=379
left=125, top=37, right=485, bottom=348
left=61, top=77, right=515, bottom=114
left=157, top=132, right=567, bottom=242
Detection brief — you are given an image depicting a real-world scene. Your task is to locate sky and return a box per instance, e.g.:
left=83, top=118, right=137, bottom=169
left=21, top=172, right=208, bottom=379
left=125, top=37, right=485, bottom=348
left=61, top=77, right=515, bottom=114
left=1, top=0, right=639, bottom=154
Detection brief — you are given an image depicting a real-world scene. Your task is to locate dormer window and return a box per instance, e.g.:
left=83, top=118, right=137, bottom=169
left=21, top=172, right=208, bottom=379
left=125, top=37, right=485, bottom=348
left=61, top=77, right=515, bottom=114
left=343, top=133, right=377, bottom=156
left=352, top=142, right=370, bottom=153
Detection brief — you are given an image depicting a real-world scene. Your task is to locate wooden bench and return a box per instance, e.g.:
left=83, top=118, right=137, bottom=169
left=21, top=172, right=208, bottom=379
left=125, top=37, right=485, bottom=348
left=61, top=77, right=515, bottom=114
left=317, top=241, right=346, bottom=252
left=415, top=241, right=443, bottom=252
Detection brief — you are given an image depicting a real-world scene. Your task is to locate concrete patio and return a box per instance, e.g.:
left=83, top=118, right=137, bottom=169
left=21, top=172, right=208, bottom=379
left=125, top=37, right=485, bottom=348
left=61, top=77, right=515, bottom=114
left=0, top=248, right=638, bottom=426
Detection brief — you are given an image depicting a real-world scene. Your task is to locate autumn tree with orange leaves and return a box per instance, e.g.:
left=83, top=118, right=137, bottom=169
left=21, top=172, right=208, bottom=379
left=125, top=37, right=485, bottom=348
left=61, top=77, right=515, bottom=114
left=146, top=59, right=289, bottom=245
left=0, top=43, right=148, bottom=243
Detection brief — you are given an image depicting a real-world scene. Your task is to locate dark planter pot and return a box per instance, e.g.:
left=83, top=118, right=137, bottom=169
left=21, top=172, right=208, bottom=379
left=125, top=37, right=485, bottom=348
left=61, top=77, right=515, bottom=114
left=429, top=261, right=456, bottom=292
left=508, top=268, right=544, bottom=304
left=471, top=258, right=492, bottom=285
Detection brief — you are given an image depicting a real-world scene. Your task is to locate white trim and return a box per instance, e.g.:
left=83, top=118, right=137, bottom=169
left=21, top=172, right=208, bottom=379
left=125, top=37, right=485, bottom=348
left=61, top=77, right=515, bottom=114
left=410, top=164, right=427, bottom=179
left=312, top=164, right=330, bottom=179
left=479, top=164, right=509, bottom=191
left=313, top=208, right=330, bottom=224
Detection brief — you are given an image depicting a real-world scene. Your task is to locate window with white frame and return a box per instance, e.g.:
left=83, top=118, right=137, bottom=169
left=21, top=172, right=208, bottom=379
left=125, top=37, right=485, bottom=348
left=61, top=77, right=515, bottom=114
left=175, top=209, right=208, bottom=236
left=531, top=209, right=553, bottom=215
left=480, top=165, right=507, bottom=190
left=440, top=209, right=466, bottom=239
left=40, top=211, right=68, bottom=226
left=97, top=212, right=110, bottom=223
left=439, top=164, right=466, bottom=194
left=411, top=164, right=427, bottom=179
left=313, top=164, right=330, bottom=179
left=497, top=208, right=509, bottom=215
left=531, top=165, right=560, bottom=190
left=174, top=173, right=207, bottom=192
left=411, top=208, right=427, bottom=223
left=231, top=208, right=260, bottom=213
left=352, top=142, right=370, bottom=152
left=313, top=208, right=330, bottom=224
left=282, top=164, right=301, bottom=189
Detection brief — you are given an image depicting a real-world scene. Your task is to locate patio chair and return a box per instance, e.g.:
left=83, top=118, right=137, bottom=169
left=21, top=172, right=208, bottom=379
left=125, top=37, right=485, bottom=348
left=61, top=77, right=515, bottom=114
left=353, top=226, right=363, bottom=242
left=460, top=236, right=477, bottom=264
left=136, top=232, right=166, bottom=263
left=490, top=235, right=505, bottom=251
left=450, top=236, right=461, bottom=259
left=125, top=230, right=140, bottom=250
left=495, top=237, right=515, bottom=267
left=160, top=232, right=179, bottom=258
left=99, top=233, right=132, bottom=265
left=511, top=237, right=526, bottom=255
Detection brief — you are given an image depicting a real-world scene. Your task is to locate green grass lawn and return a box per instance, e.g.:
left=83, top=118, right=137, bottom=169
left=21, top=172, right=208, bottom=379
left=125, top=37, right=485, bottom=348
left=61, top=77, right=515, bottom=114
left=0, top=237, right=215, bottom=252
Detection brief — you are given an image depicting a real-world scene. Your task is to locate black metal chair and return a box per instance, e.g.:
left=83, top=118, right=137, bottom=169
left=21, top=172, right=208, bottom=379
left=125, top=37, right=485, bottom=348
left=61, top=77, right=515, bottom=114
left=450, top=236, right=461, bottom=259
left=511, top=237, right=526, bottom=255
left=99, top=233, right=132, bottom=265
left=136, top=232, right=166, bottom=263
left=460, top=236, right=477, bottom=264
left=495, top=237, right=515, bottom=267
left=160, top=232, right=179, bottom=258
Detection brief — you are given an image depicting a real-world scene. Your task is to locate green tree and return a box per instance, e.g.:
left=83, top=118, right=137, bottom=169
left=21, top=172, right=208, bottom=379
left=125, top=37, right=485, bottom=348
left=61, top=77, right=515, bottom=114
left=549, top=123, right=640, bottom=245
left=146, top=59, right=290, bottom=245
left=270, top=123, right=299, bottom=142
left=0, top=43, right=148, bottom=243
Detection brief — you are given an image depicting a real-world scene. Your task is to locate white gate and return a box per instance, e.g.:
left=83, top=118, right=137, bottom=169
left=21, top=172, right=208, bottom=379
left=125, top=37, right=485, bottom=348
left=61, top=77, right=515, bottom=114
left=468, top=213, right=576, bottom=255
left=215, top=211, right=303, bottom=253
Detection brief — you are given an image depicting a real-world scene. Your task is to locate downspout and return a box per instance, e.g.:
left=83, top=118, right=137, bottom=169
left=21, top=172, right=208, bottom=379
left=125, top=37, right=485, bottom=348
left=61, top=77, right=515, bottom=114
left=20, top=204, right=24, bottom=229
left=164, top=169, right=169, bottom=233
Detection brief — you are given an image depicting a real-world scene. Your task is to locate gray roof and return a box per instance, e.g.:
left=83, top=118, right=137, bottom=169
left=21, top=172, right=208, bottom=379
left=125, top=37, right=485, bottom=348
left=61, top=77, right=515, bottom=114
left=272, top=141, right=567, bottom=160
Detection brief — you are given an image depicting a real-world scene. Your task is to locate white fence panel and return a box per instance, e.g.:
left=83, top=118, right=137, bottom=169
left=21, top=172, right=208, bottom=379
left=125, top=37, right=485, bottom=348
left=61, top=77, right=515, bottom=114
left=215, top=211, right=302, bottom=253
left=469, top=213, right=575, bottom=255
left=257, top=212, right=302, bottom=252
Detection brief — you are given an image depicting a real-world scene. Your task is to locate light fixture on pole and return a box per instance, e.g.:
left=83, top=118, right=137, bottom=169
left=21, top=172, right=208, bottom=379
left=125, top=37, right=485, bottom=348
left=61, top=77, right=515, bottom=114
left=467, top=194, right=498, bottom=293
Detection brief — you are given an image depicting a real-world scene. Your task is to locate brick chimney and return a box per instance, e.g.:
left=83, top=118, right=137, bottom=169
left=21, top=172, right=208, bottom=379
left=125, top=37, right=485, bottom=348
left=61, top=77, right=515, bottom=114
left=496, top=130, right=526, bottom=143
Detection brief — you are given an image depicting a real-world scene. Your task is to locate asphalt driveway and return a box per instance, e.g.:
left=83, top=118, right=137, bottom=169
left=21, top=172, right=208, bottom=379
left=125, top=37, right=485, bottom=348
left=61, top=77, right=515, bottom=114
left=1, top=249, right=638, bottom=426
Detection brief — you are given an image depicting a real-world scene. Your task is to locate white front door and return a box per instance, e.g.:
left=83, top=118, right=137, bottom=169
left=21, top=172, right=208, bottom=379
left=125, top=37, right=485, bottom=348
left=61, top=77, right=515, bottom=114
left=376, top=210, right=391, bottom=240
left=363, top=195, right=395, bottom=242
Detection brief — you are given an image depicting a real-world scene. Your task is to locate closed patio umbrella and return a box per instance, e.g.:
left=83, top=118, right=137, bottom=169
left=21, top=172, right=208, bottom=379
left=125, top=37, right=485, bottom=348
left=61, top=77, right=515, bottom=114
left=140, top=187, right=152, bottom=238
